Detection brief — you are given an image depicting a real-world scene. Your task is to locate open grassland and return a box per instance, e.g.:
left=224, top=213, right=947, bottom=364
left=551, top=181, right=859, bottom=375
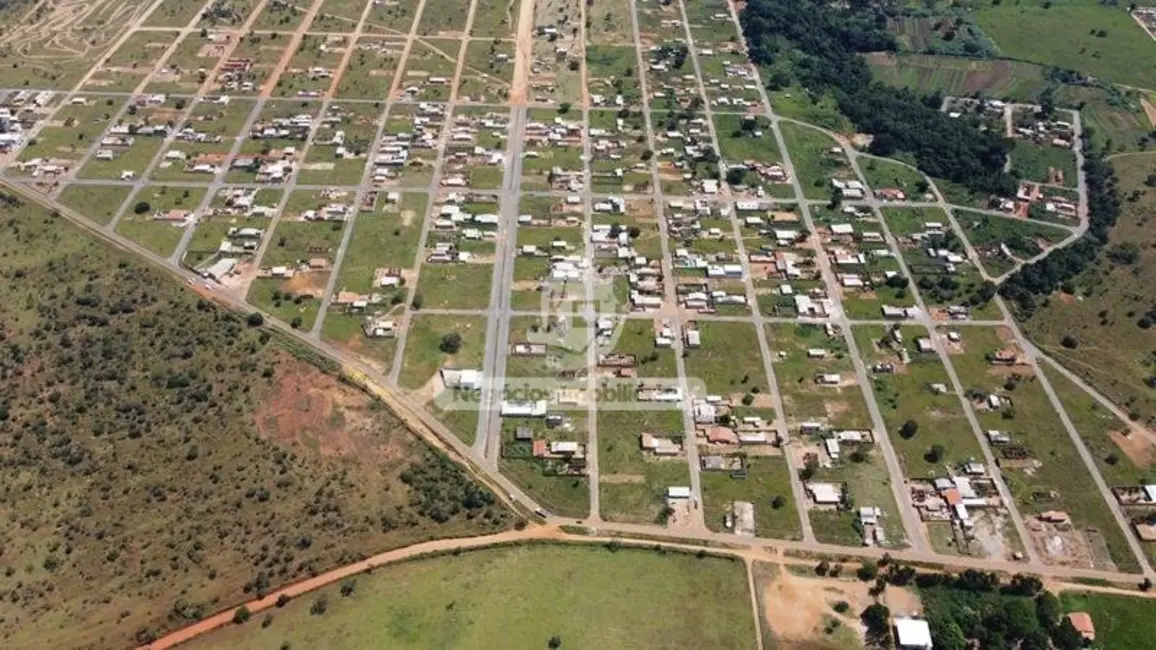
left=1022, top=154, right=1156, bottom=427
left=186, top=543, right=758, bottom=650
left=973, top=0, right=1156, bottom=90
left=0, top=194, right=510, bottom=650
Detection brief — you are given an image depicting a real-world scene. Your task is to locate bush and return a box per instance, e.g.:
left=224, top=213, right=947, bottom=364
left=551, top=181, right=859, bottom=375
left=309, top=595, right=328, bottom=616
left=247, top=312, right=264, bottom=327
left=233, top=606, right=251, bottom=624
left=439, top=332, right=463, bottom=354
left=340, top=578, right=356, bottom=597
left=548, top=635, right=563, bottom=648
left=133, top=201, right=151, bottom=215
left=833, top=600, right=850, bottom=614
left=899, top=419, right=918, bottom=439
left=276, top=594, right=291, bottom=607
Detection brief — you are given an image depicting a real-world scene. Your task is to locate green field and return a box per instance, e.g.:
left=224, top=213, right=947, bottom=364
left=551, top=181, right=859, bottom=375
left=1061, top=591, right=1156, bottom=650
left=187, top=544, right=758, bottom=650
left=973, top=0, right=1156, bottom=90
left=1010, top=140, right=1079, bottom=188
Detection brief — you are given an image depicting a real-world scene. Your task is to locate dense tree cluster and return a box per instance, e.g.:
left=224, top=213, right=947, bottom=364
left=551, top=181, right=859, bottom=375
left=740, top=0, right=1014, bottom=195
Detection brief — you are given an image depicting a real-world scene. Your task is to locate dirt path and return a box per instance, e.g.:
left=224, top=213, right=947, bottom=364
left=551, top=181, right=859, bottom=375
left=259, top=0, right=329, bottom=98
left=509, top=0, right=536, bottom=104
left=385, top=0, right=435, bottom=98
left=321, top=0, right=383, bottom=98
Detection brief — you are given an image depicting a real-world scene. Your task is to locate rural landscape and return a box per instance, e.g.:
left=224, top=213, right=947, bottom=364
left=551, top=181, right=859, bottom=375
left=1, top=0, right=1156, bottom=647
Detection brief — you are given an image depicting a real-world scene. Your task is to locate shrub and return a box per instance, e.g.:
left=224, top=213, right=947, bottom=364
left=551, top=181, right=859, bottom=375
left=232, top=606, right=251, bottom=624
left=133, top=201, right=151, bottom=215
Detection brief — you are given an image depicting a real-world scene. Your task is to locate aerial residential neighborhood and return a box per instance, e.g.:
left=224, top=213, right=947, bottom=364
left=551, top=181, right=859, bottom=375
left=2, top=0, right=1156, bottom=647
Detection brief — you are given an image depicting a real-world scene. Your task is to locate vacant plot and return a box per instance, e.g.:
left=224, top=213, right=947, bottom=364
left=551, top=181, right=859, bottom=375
left=597, top=407, right=690, bottom=524
left=1022, top=155, right=1156, bottom=428
left=416, top=0, right=469, bottom=35
left=0, top=194, right=509, bottom=649
left=974, top=0, right=1156, bottom=89
left=398, top=314, right=487, bottom=390
left=396, top=38, right=460, bottom=101
left=1010, top=140, right=1079, bottom=188
left=187, top=544, right=757, bottom=650
left=701, top=457, right=803, bottom=540
left=683, top=321, right=769, bottom=400
left=337, top=37, right=406, bottom=98
left=249, top=217, right=347, bottom=329
left=780, top=121, right=856, bottom=200
left=116, top=185, right=207, bottom=257
left=861, top=156, right=929, bottom=198
left=58, top=183, right=132, bottom=225
left=867, top=52, right=1050, bottom=101
left=470, top=0, right=517, bottom=38
left=146, top=0, right=209, bottom=27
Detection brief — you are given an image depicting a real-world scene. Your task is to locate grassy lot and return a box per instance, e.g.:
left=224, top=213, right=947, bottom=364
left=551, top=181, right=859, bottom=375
left=701, top=457, right=804, bottom=540
left=1010, top=140, right=1079, bottom=187
left=945, top=326, right=1140, bottom=572
left=470, top=0, right=517, bottom=38
left=398, top=315, right=488, bottom=390
left=145, top=0, right=208, bottom=27
left=683, top=321, right=770, bottom=399
left=1022, top=155, right=1156, bottom=427
left=597, top=407, right=690, bottom=524
left=186, top=544, right=758, bottom=650
left=413, top=263, right=493, bottom=310
left=58, top=183, right=131, bottom=225
left=854, top=325, right=984, bottom=477
left=605, top=319, right=679, bottom=379
left=861, top=156, right=929, bottom=197
left=0, top=193, right=509, bottom=649
left=973, top=0, right=1156, bottom=89
left=337, top=37, right=405, bottom=98
left=768, top=323, right=872, bottom=430
left=116, top=185, right=207, bottom=256
left=329, top=192, right=425, bottom=295
left=780, top=120, right=856, bottom=200
left=416, top=0, right=469, bottom=35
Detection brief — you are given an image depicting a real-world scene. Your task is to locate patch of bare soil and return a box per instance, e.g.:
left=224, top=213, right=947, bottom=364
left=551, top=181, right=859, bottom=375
left=762, top=569, right=871, bottom=644
left=254, top=355, right=410, bottom=459
left=284, top=270, right=328, bottom=297
left=1142, top=97, right=1156, bottom=128
left=1110, top=429, right=1156, bottom=468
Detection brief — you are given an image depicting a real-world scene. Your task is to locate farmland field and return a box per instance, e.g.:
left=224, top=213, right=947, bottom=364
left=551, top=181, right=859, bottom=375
left=866, top=52, right=1050, bottom=101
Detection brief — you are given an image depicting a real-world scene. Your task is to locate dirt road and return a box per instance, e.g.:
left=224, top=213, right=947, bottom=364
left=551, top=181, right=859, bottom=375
left=509, top=0, right=535, bottom=104
left=139, top=526, right=554, bottom=649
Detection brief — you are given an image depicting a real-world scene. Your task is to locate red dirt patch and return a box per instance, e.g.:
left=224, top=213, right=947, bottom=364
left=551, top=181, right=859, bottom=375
left=255, top=354, right=410, bottom=460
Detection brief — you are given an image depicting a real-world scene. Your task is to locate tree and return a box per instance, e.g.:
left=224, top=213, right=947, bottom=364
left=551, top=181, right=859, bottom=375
left=833, top=600, right=850, bottom=614
left=310, top=595, right=329, bottom=616
left=1141, top=577, right=1153, bottom=592
left=439, top=332, right=463, bottom=354
left=725, top=167, right=746, bottom=185
left=1060, top=335, right=1079, bottom=349
left=815, top=559, right=830, bottom=576
left=1035, top=590, right=1062, bottom=630
left=559, top=102, right=572, bottom=114
left=771, top=495, right=786, bottom=509
left=246, top=312, right=264, bottom=327
left=1005, top=573, right=1043, bottom=597
left=926, top=444, right=946, bottom=463
left=411, top=293, right=424, bottom=310
left=860, top=603, right=892, bottom=647
left=899, top=419, right=918, bottom=439
left=232, top=606, right=251, bottom=624
left=1049, top=616, right=1084, bottom=650
left=290, top=316, right=303, bottom=329
left=548, top=636, right=563, bottom=649
left=276, top=593, right=291, bottom=608
left=133, top=201, right=151, bottom=215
